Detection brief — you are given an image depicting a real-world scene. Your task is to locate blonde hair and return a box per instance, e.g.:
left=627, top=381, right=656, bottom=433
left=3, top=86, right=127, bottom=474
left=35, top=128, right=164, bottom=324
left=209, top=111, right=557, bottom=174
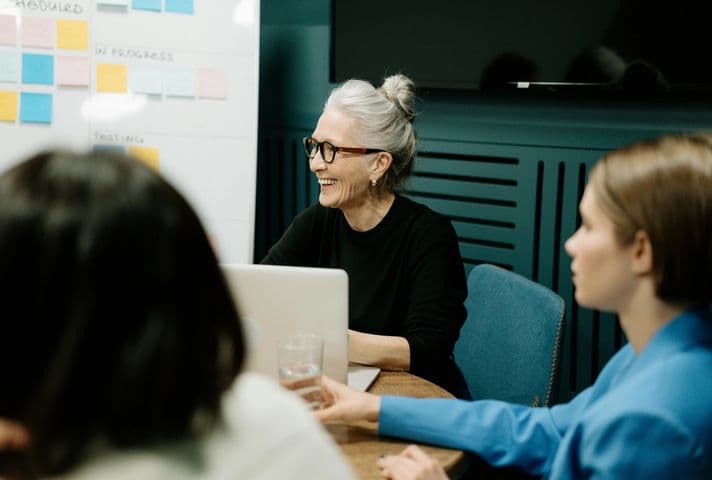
left=589, top=134, right=712, bottom=304
left=325, top=74, right=417, bottom=192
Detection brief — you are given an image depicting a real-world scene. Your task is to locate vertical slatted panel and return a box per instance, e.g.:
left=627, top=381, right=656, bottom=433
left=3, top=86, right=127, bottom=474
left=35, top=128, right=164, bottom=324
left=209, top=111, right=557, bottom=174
left=255, top=128, right=315, bottom=261
left=404, top=139, right=537, bottom=277
left=256, top=130, right=625, bottom=401
left=544, top=150, right=625, bottom=400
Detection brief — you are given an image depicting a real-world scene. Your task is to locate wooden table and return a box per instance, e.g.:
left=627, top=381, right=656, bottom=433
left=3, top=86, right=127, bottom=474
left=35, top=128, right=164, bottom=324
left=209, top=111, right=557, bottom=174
left=325, top=371, right=468, bottom=480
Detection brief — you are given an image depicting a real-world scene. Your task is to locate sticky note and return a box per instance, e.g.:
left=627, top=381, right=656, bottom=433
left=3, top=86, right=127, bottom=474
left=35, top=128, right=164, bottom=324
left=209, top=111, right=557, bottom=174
left=128, top=66, right=162, bottom=95
left=132, top=0, right=161, bottom=11
left=56, top=56, right=90, bottom=87
left=165, top=0, right=194, bottom=15
left=56, top=19, right=89, bottom=51
left=0, top=51, right=19, bottom=83
left=0, top=91, right=18, bottom=122
left=198, top=69, right=228, bottom=99
left=22, top=53, right=54, bottom=85
left=21, top=17, right=55, bottom=49
left=96, top=63, right=127, bottom=93
left=0, top=15, right=17, bottom=46
left=128, top=145, right=160, bottom=170
left=164, top=68, right=195, bottom=97
left=20, top=92, right=52, bottom=124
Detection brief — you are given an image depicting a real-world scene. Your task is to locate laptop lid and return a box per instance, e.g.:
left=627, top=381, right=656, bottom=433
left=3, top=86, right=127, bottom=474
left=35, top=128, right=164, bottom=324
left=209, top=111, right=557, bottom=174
left=220, top=263, right=349, bottom=384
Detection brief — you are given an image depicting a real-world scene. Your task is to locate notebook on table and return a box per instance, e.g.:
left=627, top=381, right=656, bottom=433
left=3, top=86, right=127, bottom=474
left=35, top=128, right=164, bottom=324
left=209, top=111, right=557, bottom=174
left=221, top=263, right=381, bottom=389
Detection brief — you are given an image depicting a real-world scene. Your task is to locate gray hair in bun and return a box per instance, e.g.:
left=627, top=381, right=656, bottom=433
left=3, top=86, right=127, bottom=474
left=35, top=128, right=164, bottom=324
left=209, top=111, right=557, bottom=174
left=325, top=74, right=418, bottom=192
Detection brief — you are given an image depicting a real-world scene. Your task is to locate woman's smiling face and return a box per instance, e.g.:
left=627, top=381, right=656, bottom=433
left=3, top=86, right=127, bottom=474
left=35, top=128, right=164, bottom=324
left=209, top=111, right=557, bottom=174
left=309, top=108, right=376, bottom=212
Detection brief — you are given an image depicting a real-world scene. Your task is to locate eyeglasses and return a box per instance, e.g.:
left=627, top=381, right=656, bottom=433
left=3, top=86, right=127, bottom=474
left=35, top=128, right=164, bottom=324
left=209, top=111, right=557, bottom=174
left=302, top=137, right=382, bottom=164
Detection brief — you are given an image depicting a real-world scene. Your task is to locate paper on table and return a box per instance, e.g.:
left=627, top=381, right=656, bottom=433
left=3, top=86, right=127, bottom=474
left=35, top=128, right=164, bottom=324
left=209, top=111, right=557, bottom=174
left=347, top=364, right=380, bottom=392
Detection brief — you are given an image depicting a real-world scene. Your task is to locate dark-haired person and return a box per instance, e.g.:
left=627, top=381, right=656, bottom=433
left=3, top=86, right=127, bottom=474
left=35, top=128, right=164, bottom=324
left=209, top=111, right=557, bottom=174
left=315, top=134, right=712, bottom=479
left=262, top=74, right=469, bottom=398
left=0, top=150, right=355, bottom=479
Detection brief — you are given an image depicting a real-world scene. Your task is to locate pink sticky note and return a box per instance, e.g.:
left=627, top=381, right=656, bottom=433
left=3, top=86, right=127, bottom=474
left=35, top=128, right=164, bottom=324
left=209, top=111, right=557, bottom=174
left=0, top=15, right=17, bottom=46
left=198, top=69, right=228, bottom=99
left=56, top=56, right=90, bottom=87
left=22, top=17, right=55, bottom=49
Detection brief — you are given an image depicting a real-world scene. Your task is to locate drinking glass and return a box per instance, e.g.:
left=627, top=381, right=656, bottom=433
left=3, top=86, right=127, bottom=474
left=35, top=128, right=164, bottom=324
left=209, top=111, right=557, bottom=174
left=277, top=333, right=323, bottom=409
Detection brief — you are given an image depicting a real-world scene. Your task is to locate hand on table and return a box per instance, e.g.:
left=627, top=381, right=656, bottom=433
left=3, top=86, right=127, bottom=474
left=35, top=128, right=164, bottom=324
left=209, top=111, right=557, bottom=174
left=378, top=445, right=449, bottom=480
left=314, top=376, right=381, bottom=423
left=0, top=418, right=29, bottom=451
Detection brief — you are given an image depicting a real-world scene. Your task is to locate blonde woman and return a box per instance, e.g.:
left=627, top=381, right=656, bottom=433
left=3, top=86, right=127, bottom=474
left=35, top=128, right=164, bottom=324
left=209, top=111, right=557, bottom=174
left=316, top=134, right=712, bottom=479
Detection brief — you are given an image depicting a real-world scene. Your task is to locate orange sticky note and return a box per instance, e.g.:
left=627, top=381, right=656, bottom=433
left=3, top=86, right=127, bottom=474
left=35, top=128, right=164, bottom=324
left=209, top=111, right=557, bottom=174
left=0, top=91, right=18, bottom=122
left=56, top=19, right=89, bottom=50
left=96, top=63, right=127, bottom=93
left=128, top=145, right=160, bottom=170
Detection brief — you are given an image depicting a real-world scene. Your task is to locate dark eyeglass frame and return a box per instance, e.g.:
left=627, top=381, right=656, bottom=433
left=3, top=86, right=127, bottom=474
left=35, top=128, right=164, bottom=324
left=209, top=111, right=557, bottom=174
left=302, top=137, right=383, bottom=164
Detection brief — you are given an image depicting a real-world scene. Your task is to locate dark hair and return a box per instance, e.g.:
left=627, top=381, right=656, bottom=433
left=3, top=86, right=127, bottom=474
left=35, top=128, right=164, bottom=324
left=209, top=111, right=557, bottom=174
left=0, top=150, right=244, bottom=476
left=589, top=134, right=712, bottom=305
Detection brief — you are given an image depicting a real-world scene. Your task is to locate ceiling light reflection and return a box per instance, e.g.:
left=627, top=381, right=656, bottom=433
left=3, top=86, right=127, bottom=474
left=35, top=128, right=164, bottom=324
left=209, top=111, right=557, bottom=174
left=80, top=92, right=148, bottom=123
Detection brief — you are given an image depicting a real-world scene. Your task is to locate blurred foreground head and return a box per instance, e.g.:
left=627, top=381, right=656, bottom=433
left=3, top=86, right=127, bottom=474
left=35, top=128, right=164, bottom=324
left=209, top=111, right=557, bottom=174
left=0, top=150, right=244, bottom=476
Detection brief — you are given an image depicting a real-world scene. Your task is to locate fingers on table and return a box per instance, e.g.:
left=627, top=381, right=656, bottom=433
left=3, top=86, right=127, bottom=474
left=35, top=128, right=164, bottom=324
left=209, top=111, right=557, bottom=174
left=378, top=445, right=447, bottom=480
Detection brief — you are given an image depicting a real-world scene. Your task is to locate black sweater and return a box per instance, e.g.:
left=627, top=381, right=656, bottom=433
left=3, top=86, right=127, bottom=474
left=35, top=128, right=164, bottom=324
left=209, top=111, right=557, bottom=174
left=262, top=195, right=469, bottom=397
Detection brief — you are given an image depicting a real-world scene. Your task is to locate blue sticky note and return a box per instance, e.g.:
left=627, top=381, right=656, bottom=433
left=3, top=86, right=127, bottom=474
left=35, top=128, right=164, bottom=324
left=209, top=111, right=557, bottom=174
left=20, top=92, right=52, bottom=123
left=128, top=66, right=162, bottom=95
left=165, top=0, right=194, bottom=14
left=132, top=0, right=161, bottom=11
left=164, top=68, right=195, bottom=97
left=22, top=53, right=54, bottom=85
left=0, top=51, right=19, bottom=83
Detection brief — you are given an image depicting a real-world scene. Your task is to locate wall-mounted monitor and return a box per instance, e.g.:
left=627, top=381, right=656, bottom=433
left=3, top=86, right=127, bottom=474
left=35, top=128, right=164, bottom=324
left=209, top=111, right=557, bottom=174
left=331, top=0, right=712, bottom=97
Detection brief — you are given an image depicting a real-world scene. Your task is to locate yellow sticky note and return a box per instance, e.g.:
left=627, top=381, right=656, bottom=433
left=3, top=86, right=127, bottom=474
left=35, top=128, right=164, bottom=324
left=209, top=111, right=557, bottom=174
left=96, top=63, right=127, bottom=93
left=56, top=19, right=89, bottom=50
left=128, top=146, right=160, bottom=170
left=0, top=91, right=18, bottom=122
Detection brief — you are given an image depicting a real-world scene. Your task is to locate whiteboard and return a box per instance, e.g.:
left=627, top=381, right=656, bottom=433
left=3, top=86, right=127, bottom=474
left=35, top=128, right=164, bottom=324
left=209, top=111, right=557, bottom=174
left=0, top=0, right=260, bottom=263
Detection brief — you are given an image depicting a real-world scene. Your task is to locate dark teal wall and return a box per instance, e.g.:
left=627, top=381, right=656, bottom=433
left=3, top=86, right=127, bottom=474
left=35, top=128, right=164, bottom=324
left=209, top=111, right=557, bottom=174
left=256, top=0, right=712, bottom=400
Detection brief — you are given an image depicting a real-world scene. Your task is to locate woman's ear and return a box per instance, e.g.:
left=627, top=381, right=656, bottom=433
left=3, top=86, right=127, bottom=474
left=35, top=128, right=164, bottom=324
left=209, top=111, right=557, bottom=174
left=372, top=152, right=393, bottom=178
left=631, top=230, right=653, bottom=276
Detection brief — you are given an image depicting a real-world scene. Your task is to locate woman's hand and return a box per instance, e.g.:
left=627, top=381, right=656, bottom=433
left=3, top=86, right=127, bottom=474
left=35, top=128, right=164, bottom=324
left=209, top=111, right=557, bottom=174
left=314, top=376, right=381, bottom=423
left=0, top=418, right=29, bottom=451
left=377, top=445, right=449, bottom=480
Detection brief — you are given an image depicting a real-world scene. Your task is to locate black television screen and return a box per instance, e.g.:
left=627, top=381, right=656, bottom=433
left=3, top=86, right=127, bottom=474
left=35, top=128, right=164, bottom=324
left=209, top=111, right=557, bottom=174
left=331, top=0, right=712, bottom=96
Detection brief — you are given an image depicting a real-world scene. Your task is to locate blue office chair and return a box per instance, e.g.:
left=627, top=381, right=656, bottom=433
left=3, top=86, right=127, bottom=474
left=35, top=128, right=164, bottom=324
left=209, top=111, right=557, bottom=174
left=454, top=264, right=565, bottom=407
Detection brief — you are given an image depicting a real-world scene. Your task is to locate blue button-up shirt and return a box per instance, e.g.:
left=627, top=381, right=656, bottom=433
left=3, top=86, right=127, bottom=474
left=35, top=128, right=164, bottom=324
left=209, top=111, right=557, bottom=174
left=379, top=306, right=712, bottom=478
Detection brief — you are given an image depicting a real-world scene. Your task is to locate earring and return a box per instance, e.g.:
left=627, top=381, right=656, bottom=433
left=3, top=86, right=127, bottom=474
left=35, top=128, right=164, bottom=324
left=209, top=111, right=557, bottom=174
left=371, top=179, right=377, bottom=187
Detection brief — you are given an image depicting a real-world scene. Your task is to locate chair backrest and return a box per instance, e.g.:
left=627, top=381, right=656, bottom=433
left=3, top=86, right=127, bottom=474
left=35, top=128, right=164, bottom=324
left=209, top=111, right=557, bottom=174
left=454, top=264, right=565, bottom=406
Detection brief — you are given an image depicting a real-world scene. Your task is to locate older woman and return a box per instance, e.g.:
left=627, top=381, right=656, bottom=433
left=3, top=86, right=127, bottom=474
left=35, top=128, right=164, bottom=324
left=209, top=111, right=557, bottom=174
left=315, top=134, right=712, bottom=479
left=0, top=150, right=355, bottom=479
left=262, top=75, right=469, bottom=398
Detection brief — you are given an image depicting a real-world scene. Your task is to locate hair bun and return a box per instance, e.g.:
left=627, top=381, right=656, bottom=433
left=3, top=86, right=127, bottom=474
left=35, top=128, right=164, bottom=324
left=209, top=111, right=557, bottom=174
left=379, top=74, right=417, bottom=123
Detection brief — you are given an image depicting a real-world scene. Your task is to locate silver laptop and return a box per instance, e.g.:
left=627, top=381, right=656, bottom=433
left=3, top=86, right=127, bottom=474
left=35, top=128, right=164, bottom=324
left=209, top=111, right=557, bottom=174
left=220, top=263, right=350, bottom=384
